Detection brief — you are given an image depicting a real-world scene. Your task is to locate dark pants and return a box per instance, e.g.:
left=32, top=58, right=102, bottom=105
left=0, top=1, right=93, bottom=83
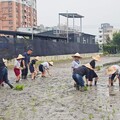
left=21, top=66, right=28, bottom=79
left=72, top=74, right=84, bottom=87
left=0, top=67, right=13, bottom=88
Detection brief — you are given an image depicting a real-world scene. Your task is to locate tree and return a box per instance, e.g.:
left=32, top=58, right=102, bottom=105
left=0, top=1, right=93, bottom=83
left=112, top=32, right=120, bottom=46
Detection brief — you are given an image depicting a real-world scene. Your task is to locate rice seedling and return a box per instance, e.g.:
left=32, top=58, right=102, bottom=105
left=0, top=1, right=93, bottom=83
left=89, top=113, right=94, bottom=119
left=14, top=84, right=24, bottom=91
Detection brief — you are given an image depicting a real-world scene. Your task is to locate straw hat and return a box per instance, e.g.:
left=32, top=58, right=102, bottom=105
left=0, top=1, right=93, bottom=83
left=84, top=63, right=93, bottom=70
left=49, top=61, right=53, bottom=66
left=72, top=53, right=82, bottom=58
left=3, top=58, right=7, bottom=66
left=16, top=54, right=24, bottom=60
left=3, top=58, right=7, bottom=63
left=106, top=66, right=117, bottom=75
left=35, top=56, right=40, bottom=61
left=92, top=55, right=101, bottom=61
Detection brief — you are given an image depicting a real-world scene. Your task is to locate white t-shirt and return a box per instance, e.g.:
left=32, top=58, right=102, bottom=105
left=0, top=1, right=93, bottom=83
left=112, top=65, right=120, bottom=74
left=41, top=62, right=49, bottom=69
left=14, top=60, right=21, bottom=68
left=71, top=60, right=81, bottom=69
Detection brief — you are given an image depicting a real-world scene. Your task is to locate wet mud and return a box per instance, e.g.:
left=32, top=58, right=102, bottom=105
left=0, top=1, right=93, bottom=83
left=0, top=57, right=120, bottom=120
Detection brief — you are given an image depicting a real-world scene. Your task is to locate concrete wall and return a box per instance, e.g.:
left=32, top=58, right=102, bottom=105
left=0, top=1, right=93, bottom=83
left=6, top=53, right=102, bottom=66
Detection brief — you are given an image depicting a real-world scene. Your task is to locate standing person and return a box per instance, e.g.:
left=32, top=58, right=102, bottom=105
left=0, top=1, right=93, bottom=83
left=21, top=48, right=33, bottom=79
left=86, top=55, right=101, bottom=86
left=0, top=58, right=13, bottom=88
left=29, top=56, right=39, bottom=80
left=106, top=65, right=120, bottom=87
left=14, top=54, right=24, bottom=83
left=71, top=53, right=82, bottom=87
left=39, top=61, right=53, bottom=77
left=72, top=63, right=93, bottom=91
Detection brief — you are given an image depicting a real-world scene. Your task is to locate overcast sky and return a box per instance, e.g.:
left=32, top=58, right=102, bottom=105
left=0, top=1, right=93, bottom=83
left=37, top=0, right=120, bottom=35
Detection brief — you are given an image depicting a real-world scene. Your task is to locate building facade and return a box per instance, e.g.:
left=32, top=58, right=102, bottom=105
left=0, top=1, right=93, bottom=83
left=98, top=23, right=120, bottom=45
left=0, top=0, right=37, bottom=31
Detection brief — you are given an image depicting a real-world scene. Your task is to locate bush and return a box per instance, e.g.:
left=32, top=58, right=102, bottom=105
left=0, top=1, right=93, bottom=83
left=103, top=45, right=117, bottom=54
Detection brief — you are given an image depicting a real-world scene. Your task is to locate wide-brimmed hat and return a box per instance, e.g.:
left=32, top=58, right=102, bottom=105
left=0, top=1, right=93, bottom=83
left=16, top=54, right=24, bottom=60
left=92, top=55, right=101, bottom=61
left=49, top=61, right=53, bottom=66
left=3, top=58, right=7, bottom=63
left=72, top=53, right=82, bottom=58
left=84, top=63, right=93, bottom=70
left=106, top=66, right=117, bottom=75
left=35, top=56, right=40, bottom=61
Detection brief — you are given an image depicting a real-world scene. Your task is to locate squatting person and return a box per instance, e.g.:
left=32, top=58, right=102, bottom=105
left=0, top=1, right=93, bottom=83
left=39, top=61, right=53, bottom=77
left=106, top=65, right=120, bottom=87
left=86, top=55, right=101, bottom=86
left=29, top=56, right=39, bottom=80
left=72, top=63, right=93, bottom=91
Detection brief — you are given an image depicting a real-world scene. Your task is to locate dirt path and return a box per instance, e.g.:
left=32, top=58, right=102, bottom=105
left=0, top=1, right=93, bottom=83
left=0, top=56, right=120, bottom=120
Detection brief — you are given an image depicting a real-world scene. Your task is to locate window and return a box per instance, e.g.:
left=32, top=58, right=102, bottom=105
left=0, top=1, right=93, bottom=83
left=9, top=14, right=13, bottom=18
left=9, top=21, right=13, bottom=24
left=99, top=35, right=102, bottom=38
left=8, top=1, right=12, bottom=5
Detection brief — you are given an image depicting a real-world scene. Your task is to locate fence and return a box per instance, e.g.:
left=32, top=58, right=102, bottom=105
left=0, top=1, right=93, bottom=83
left=0, top=37, right=99, bottom=59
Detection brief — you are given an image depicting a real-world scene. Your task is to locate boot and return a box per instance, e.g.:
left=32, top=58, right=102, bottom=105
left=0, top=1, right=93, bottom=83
left=94, top=81, right=97, bottom=86
left=111, top=82, right=113, bottom=86
left=76, top=84, right=79, bottom=90
left=7, top=83, right=14, bottom=89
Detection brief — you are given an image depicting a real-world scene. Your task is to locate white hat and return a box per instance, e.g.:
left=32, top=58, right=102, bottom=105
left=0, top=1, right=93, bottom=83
left=84, top=63, right=93, bottom=70
left=106, top=66, right=117, bottom=75
left=3, top=58, right=7, bottom=63
left=49, top=61, right=53, bottom=66
left=35, top=56, right=40, bottom=61
left=72, top=53, right=82, bottom=58
left=16, top=54, right=24, bottom=60
left=92, top=55, right=101, bottom=61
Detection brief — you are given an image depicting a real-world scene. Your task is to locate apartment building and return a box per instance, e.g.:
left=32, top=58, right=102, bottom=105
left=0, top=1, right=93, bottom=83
left=0, top=0, right=37, bottom=31
left=98, top=23, right=120, bottom=45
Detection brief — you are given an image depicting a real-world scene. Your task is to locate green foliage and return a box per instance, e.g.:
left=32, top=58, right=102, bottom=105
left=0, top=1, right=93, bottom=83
left=84, top=86, right=88, bottom=91
left=14, top=84, right=25, bottom=91
left=89, top=113, right=94, bottom=119
left=103, top=45, right=117, bottom=54
left=113, top=32, right=120, bottom=46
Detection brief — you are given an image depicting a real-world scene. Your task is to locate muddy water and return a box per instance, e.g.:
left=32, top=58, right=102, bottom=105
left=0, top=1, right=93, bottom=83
left=0, top=57, right=120, bottom=120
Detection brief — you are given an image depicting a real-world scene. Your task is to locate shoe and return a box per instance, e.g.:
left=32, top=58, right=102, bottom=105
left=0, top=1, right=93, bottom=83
left=41, top=76, right=46, bottom=77
left=111, top=83, right=114, bottom=86
left=80, top=87, right=85, bottom=92
left=76, top=84, right=79, bottom=90
left=10, top=84, right=14, bottom=89
left=90, top=84, right=92, bottom=87
left=1, top=83, right=4, bottom=87
left=86, top=84, right=88, bottom=86
left=94, top=81, right=97, bottom=86
left=16, top=80, right=19, bottom=83
left=74, top=83, right=77, bottom=87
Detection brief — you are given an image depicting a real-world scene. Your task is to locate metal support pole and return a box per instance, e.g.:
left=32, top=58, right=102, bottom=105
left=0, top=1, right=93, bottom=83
left=73, top=15, right=75, bottom=33
left=80, top=18, right=82, bottom=33
left=67, top=11, right=69, bottom=43
left=31, top=0, right=33, bottom=40
left=58, top=14, right=60, bottom=35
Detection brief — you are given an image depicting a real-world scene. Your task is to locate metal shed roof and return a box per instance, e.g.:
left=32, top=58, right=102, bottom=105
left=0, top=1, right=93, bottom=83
left=59, top=13, right=84, bottom=18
